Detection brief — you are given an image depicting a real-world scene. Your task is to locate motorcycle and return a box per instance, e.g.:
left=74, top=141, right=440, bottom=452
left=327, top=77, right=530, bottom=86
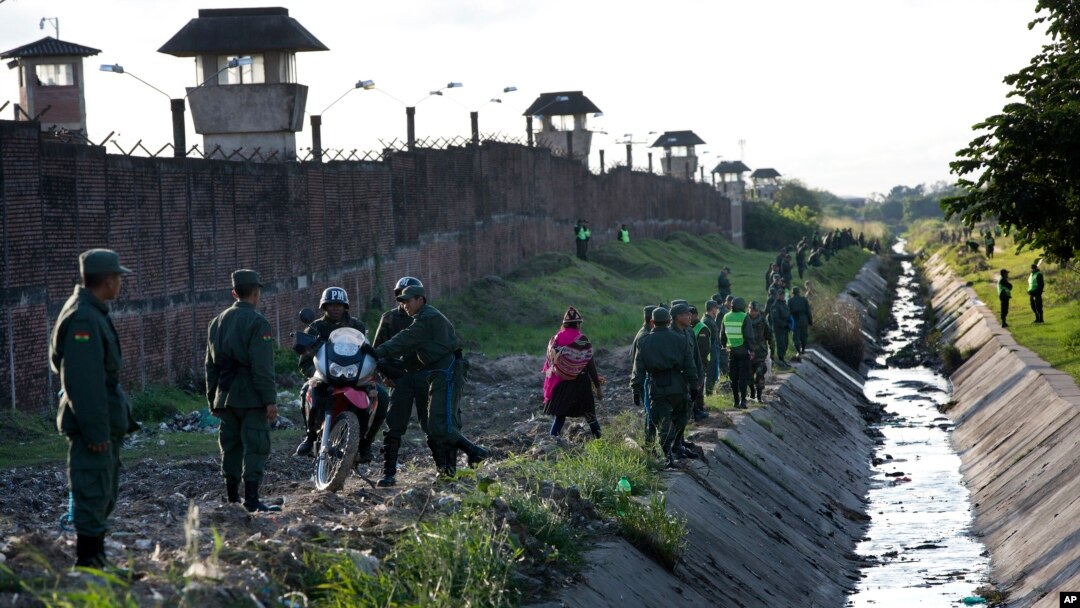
left=293, top=308, right=378, bottom=492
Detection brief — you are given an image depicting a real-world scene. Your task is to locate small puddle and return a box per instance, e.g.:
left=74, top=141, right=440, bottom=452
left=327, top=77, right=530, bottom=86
left=849, top=240, right=990, bottom=607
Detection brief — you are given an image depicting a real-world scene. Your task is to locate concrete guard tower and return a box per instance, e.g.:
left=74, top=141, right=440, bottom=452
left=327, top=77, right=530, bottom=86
left=523, top=91, right=601, bottom=165
left=750, top=167, right=782, bottom=201
left=1, top=37, right=100, bottom=137
left=651, top=130, right=705, bottom=180
left=158, top=7, right=328, bottom=160
left=712, top=160, right=751, bottom=200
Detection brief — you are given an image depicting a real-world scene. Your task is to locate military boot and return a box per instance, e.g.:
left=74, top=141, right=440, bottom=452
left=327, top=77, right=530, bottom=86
left=294, top=431, right=317, bottom=458
left=74, top=534, right=103, bottom=569
left=440, top=446, right=458, bottom=479
left=455, top=437, right=489, bottom=468
left=378, top=436, right=401, bottom=487
left=243, top=482, right=282, bottom=513
left=225, top=478, right=241, bottom=504
left=356, top=439, right=374, bottom=464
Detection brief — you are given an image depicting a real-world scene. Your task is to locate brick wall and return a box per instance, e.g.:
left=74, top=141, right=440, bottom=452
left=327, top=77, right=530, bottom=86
left=0, top=120, right=738, bottom=412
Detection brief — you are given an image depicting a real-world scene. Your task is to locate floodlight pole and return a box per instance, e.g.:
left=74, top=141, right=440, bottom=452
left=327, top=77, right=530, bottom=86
left=470, top=111, right=479, bottom=146
left=310, top=115, right=323, bottom=162
left=170, top=99, right=186, bottom=157
left=406, top=106, right=416, bottom=150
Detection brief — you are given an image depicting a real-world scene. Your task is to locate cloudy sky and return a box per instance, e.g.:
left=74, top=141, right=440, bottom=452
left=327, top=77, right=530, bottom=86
left=0, top=0, right=1049, bottom=197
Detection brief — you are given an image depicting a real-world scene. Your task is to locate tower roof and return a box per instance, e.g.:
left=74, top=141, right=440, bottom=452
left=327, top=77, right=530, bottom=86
left=650, top=130, right=706, bottom=148
left=158, top=7, right=329, bottom=56
left=750, top=168, right=781, bottom=179
left=712, top=160, right=751, bottom=174
left=1, top=37, right=100, bottom=59
left=522, top=91, right=601, bottom=116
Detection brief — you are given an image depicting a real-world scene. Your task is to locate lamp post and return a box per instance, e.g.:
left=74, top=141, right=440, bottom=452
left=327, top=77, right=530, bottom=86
left=405, top=81, right=463, bottom=150
left=310, top=78, right=374, bottom=162
left=472, top=86, right=516, bottom=146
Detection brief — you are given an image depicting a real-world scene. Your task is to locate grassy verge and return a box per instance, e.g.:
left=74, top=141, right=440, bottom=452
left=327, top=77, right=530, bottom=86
left=909, top=226, right=1080, bottom=385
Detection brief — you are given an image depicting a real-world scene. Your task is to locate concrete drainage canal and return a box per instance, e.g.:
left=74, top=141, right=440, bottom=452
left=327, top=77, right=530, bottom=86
left=850, top=240, right=990, bottom=606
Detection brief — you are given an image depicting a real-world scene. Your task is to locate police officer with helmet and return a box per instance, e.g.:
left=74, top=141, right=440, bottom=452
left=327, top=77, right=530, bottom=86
left=372, top=276, right=432, bottom=487
left=294, top=286, right=389, bottom=462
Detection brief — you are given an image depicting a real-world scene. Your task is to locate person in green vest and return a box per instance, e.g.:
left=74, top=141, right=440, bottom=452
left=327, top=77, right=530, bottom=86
left=788, top=286, right=813, bottom=359
left=984, top=232, right=995, bottom=258
left=618, top=224, right=630, bottom=243
left=51, top=249, right=139, bottom=570
left=997, top=269, right=1012, bottom=328
left=747, top=301, right=773, bottom=403
left=205, top=270, right=281, bottom=513
left=574, top=219, right=591, bottom=261
left=630, top=307, right=698, bottom=467
left=720, top=298, right=757, bottom=409
left=1027, top=263, right=1044, bottom=323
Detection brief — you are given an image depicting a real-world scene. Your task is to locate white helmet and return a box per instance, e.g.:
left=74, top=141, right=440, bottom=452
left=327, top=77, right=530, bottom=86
left=320, top=287, right=349, bottom=309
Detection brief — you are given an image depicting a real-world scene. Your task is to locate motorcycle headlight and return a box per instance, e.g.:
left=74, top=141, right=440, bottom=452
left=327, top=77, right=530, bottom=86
left=329, top=362, right=359, bottom=379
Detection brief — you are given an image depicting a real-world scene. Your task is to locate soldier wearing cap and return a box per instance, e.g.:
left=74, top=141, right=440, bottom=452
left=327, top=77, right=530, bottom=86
left=788, top=286, right=813, bottom=359
left=630, top=306, right=698, bottom=466
left=747, top=301, right=773, bottom=402
left=372, top=277, right=432, bottom=487
left=690, top=305, right=712, bottom=422
left=769, top=288, right=792, bottom=366
left=51, top=249, right=138, bottom=569
left=294, top=287, right=388, bottom=464
left=703, top=300, right=722, bottom=395
left=372, top=285, right=488, bottom=478
left=205, top=270, right=280, bottom=513
left=716, top=267, right=732, bottom=301
left=720, top=297, right=757, bottom=409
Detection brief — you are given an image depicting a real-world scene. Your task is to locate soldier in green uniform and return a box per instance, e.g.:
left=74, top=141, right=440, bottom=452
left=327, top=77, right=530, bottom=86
left=788, top=286, right=813, bottom=359
left=51, top=249, right=138, bottom=569
left=702, top=300, right=721, bottom=395
left=631, top=305, right=658, bottom=442
left=294, top=286, right=389, bottom=462
left=691, top=305, right=712, bottom=421
left=1028, top=263, right=1045, bottom=323
left=630, top=307, right=698, bottom=467
left=372, top=277, right=431, bottom=487
left=997, top=269, right=1012, bottom=328
left=769, top=289, right=792, bottom=366
left=205, top=270, right=280, bottom=513
left=670, top=302, right=703, bottom=458
left=716, top=267, right=732, bottom=301
left=720, top=297, right=756, bottom=409
left=372, top=285, right=488, bottom=478
left=747, top=301, right=773, bottom=402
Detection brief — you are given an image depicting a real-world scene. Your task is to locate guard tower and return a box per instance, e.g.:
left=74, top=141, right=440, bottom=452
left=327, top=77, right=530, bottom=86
left=159, top=7, right=328, bottom=160
left=1, top=37, right=100, bottom=137
left=750, top=167, right=782, bottom=201
left=523, top=91, right=601, bottom=165
left=712, top=160, right=751, bottom=200
left=651, top=131, right=705, bottom=180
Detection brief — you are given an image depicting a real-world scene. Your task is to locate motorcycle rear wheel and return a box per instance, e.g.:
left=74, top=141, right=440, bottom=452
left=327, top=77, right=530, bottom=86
left=314, top=411, right=360, bottom=492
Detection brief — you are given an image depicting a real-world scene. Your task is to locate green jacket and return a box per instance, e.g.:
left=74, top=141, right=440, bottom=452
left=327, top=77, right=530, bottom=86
left=373, top=306, right=424, bottom=372
left=682, top=326, right=705, bottom=376
left=769, top=300, right=792, bottom=328
left=703, top=316, right=720, bottom=347
left=205, top=301, right=277, bottom=409
left=373, top=303, right=460, bottom=370
left=693, top=321, right=712, bottom=368
left=299, top=313, right=368, bottom=378
left=630, top=327, right=698, bottom=398
left=716, top=273, right=731, bottom=297
left=630, top=323, right=651, bottom=370
left=50, top=286, right=137, bottom=443
left=748, top=313, right=773, bottom=359
left=788, top=295, right=812, bottom=326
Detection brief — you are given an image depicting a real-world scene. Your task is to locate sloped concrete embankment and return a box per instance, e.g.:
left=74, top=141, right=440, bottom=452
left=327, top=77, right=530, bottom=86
left=544, top=257, right=889, bottom=607
left=924, top=254, right=1080, bottom=607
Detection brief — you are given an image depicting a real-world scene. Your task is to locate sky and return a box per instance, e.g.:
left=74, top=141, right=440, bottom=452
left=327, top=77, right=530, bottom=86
left=0, top=0, right=1050, bottom=198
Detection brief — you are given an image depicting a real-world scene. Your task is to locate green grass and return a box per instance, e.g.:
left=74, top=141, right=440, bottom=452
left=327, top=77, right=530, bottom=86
left=617, top=492, right=687, bottom=571
left=128, top=383, right=205, bottom=423
left=912, top=228, right=1080, bottom=385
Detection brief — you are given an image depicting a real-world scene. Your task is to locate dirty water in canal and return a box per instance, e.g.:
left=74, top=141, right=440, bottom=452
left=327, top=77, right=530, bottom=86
left=849, top=241, right=990, bottom=607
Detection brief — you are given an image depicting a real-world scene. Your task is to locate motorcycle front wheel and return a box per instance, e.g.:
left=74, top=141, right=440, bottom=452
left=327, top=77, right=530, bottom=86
left=314, top=411, right=360, bottom=492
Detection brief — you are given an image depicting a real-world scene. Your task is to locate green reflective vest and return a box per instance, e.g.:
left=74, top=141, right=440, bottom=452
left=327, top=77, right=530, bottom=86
left=997, top=279, right=1011, bottom=298
left=576, top=227, right=591, bottom=241
left=1028, top=271, right=1042, bottom=292
left=723, top=311, right=747, bottom=348
left=619, top=229, right=630, bottom=243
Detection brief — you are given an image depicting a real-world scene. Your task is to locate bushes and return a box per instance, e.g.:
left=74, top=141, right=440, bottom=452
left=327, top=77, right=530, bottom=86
left=810, top=295, right=864, bottom=370
left=128, top=384, right=204, bottom=422
left=745, top=202, right=815, bottom=251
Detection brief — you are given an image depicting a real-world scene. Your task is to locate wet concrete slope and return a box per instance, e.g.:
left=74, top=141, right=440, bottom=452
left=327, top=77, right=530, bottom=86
left=925, top=254, right=1080, bottom=607
left=543, top=257, right=889, bottom=608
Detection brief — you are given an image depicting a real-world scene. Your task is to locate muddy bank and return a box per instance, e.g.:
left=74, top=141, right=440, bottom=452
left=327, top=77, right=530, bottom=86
left=544, top=257, right=890, bottom=607
left=924, top=254, right=1080, bottom=607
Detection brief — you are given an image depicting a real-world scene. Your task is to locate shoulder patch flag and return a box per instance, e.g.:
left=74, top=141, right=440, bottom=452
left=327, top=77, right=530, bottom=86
left=73, top=331, right=91, bottom=343
left=262, top=333, right=273, bottom=342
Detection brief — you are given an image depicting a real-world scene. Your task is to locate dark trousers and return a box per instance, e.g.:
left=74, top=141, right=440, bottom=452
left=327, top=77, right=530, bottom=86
left=729, top=350, right=751, bottom=403
left=427, top=361, right=464, bottom=449
left=774, top=326, right=790, bottom=361
left=219, top=406, right=270, bottom=484
left=384, top=371, right=430, bottom=440
left=67, top=435, right=122, bottom=536
left=707, top=343, right=721, bottom=394
left=1000, top=296, right=1010, bottom=326
left=751, top=357, right=767, bottom=397
left=1029, top=292, right=1043, bottom=322
left=575, top=239, right=589, bottom=261
left=793, top=320, right=809, bottom=354
left=550, top=412, right=601, bottom=438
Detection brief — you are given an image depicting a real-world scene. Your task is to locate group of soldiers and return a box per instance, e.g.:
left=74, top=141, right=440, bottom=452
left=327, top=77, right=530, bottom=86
left=50, top=248, right=487, bottom=571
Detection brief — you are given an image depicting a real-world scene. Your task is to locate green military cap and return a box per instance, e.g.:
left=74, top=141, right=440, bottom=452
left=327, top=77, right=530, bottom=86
left=396, top=284, right=425, bottom=302
left=712, top=293, right=724, bottom=303
left=79, top=248, right=132, bottom=276
left=706, top=300, right=720, bottom=311
left=643, top=305, right=658, bottom=317
left=670, top=303, right=691, bottom=317
left=749, top=300, right=761, bottom=311
left=670, top=299, right=688, bottom=308
left=651, top=307, right=671, bottom=323
left=231, top=269, right=263, bottom=288
left=792, top=287, right=802, bottom=294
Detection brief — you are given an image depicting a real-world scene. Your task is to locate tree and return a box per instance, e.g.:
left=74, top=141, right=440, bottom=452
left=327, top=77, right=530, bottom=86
left=774, top=180, right=821, bottom=214
left=945, top=0, right=1080, bottom=261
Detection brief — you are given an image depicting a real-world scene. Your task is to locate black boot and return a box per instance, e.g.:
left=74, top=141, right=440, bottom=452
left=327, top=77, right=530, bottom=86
left=587, top=419, right=602, bottom=439
left=243, top=481, right=282, bottom=513
left=294, top=431, right=317, bottom=457
left=226, top=478, right=240, bottom=504
left=75, top=534, right=103, bottom=568
left=455, top=437, right=489, bottom=467
left=356, top=439, right=374, bottom=464
left=378, top=436, right=401, bottom=487
left=440, top=447, right=458, bottom=478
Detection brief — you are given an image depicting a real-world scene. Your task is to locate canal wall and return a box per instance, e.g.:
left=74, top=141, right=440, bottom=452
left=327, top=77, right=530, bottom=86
left=925, top=254, right=1080, bottom=607
left=541, top=256, right=889, bottom=608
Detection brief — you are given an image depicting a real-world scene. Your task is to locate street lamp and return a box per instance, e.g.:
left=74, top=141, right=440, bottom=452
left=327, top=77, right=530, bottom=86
left=100, top=63, right=187, bottom=157
left=309, top=79, right=376, bottom=162
left=472, top=85, right=517, bottom=145
left=39, top=17, right=59, bottom=39
left=196, top=56, right=253, bottom=88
